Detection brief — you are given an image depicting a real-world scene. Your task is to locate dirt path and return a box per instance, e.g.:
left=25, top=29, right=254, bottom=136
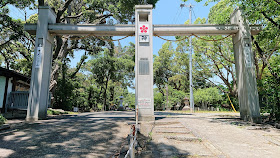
left=0, top=112, right=132, bottom=158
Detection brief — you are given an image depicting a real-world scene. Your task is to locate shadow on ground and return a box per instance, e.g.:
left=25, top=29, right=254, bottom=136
left=0, top=114, right=134, bottom=158
left=0, top=111, right=191, bottom=158
left=136, top=131, right=191, bottom=158
left=207, top=114, right=277, bottom=131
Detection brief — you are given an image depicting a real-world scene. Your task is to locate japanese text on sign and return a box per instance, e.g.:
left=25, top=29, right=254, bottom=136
left=138, top=98, right=151, bottom=108
left=35, top=46, right=42, bottom=68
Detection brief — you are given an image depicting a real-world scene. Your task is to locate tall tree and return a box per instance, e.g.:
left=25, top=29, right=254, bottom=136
left=184, top=0, right=280, bottom=119
left=1, top=0, right=159, bottom=93
left=0, top=1, right=35, bottom=74
left=86, top=42, right=135, bottom=110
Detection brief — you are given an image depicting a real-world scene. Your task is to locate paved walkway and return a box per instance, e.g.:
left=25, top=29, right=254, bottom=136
left=139, top=112, right=280, bottom=158
left=1, top=111, right=280, bottom=158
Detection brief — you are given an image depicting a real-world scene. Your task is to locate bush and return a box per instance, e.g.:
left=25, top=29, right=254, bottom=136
left=0, top=114, right=7, bottom=125
left=193, top=87, right=223, bottom=108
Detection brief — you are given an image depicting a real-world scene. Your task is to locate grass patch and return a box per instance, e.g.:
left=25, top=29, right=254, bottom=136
left=47, top=109, right=78, bottom=116
left=0, top=114, right=7, bottom=125
left=169, top=110, right=238, bottom=114
left=67, top=111, right=79, bottom=115
left=47, top=109, right=61, bottom=115
left=147, top=131, right=153, bottom=142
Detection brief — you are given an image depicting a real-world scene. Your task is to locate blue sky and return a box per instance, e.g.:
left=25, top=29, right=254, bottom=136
left=8, top=0, right=216, bottom=67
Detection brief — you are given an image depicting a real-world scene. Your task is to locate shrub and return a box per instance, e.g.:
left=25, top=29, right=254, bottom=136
left=0, top=114, right=7, bottom=125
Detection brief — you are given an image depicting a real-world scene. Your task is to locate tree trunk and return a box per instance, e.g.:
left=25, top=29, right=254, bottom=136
left=88, top=88, right=93, bottom=109
left=103, top=75, right=110, bottom=111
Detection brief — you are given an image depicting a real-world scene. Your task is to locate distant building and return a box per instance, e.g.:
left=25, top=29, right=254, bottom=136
left=0, top=67, right=30, bottom=113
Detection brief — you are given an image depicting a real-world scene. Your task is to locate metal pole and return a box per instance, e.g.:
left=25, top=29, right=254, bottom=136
left=129, top=125, right=136, bottom=158
left=189, top=4, right=194, bottom=113
left=181, top=3, right=194, bottom=113
left=165, top=84, right=168, bottom=111
left=129, top=136, right=135, bottom=158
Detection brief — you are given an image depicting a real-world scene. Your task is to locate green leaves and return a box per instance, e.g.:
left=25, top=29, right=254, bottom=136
left=193, top=87, right=222, bottom=106
left=0, top=0, right=35, bottom=9
left=83, top=0, right=159, bottom=24
left=208, top=0, right=234, bottom=24
left=83, top=42, right=135, bottom=110
left=0, top=114, right=6, bottom=125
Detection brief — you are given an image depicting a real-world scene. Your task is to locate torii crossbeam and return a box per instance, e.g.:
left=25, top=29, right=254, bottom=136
left=25, top=5, right=262, bottom=123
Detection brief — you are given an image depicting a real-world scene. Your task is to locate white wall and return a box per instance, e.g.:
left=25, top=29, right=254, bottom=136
left=0, top=76, right=6, bottom=108
left=6, top=77, right=13, bottom=104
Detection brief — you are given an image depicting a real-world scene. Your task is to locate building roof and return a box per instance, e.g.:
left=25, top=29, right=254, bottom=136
left=0, top=67, right=30, bottom=83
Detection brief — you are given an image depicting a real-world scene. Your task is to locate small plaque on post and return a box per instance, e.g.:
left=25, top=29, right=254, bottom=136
left=244, top=46, right=252, bottom=68
left=139, top=35, right=149, bottom=43
left=35, top=46, right=42, bottom=68
left=139, top=58, right=149, bottom=75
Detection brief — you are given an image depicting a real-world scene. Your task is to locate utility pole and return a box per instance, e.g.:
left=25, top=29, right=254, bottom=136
left=180, top=3, right=194, bottom=113
left=165, top=84, right=168, bottom=111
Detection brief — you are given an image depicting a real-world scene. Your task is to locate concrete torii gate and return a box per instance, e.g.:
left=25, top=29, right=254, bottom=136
left=25, top=5, right=262, bottom=123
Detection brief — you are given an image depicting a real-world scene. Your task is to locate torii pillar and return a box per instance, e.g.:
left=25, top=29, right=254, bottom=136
left=231, top=9, right=261, bottom=123
left=135, top=5, right=155, bottom=121
left=26, top=6, right=56, bottom=121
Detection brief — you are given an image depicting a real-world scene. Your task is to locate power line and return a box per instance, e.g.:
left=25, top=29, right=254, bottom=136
left=172, top=6, right=181, bottom=24
left=10, top=8, right=23, bottom=19
left=192, top=9, right=197, bottom=21
left=17, top=8, right=25, bottom=16
left=176, top=8, right=183, bottom=24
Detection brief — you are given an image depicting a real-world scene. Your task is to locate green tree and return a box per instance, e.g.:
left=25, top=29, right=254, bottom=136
left=0, top=2, right=34, bottom=75
left=86, top=42, right=135, bottom=111
left=154, top=88, right=164, bottom=110
left=154, top=42, right=175, bottom=96
left=184, top=0, right=280, bottom=119
left=1, top=0, right=159, bottom=102
left=193, top=87, right=222, bottom=109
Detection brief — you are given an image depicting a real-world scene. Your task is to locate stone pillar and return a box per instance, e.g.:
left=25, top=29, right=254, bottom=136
left=230, top=9, right=261, bottom=123
left=135, top=5, right=155, bottom=121
left=26, top=6, right=56, bottom=121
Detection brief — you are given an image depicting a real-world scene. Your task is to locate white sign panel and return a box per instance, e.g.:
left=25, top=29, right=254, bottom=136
left=139, top=35, right=149, bottom=43
left=244, top=47, right=252, bottom=68
left=139, top=24, right=149, bottom=34
left=35, top=46, right=42, bottom=68
left=138, top=98, right=151, bottom=108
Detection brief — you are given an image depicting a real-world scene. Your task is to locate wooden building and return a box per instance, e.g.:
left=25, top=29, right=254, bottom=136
left=0, top=67, right=30, bottom=113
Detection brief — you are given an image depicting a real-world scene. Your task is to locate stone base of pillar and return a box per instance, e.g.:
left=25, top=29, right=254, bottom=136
left=138, top=115, right=155, bottom=121
left=25, top=117, right=38, bottom=122
left=240, top=114, right=261, bottom=123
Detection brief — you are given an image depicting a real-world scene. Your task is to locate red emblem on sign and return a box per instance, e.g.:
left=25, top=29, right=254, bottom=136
left=140, top=25, right=148, bottom=33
